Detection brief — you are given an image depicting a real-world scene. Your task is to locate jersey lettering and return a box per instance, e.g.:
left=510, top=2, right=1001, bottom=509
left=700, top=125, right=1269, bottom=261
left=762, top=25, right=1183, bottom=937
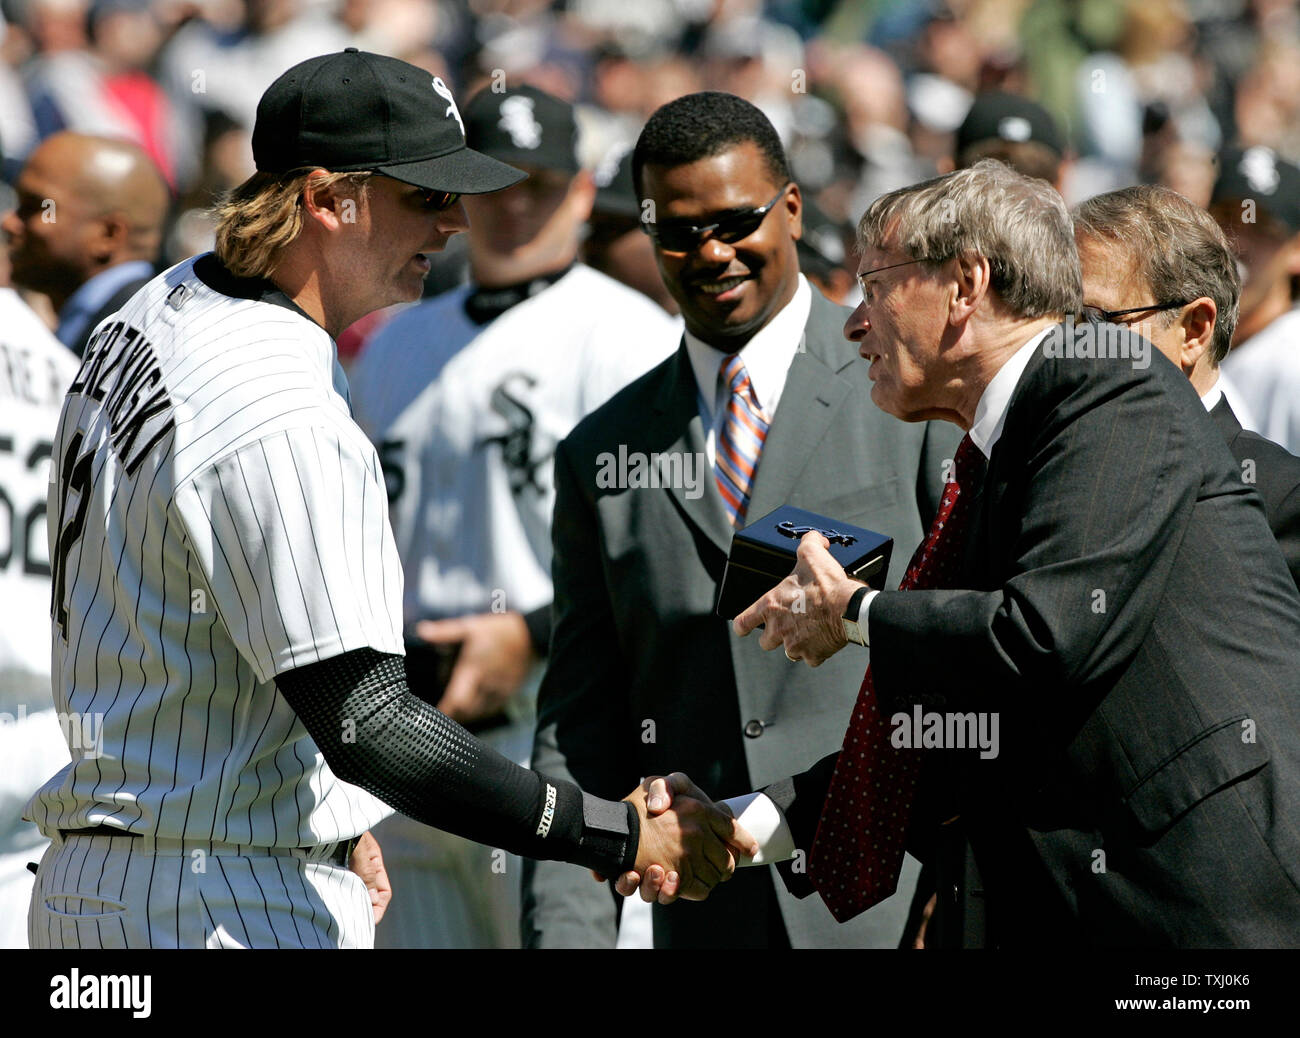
left=51, top=431, right=94, bottom=638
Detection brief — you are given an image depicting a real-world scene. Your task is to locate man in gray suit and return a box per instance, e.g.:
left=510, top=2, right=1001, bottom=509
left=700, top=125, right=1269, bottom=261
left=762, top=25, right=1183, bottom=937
left=521, top=92, right=958, bottom=948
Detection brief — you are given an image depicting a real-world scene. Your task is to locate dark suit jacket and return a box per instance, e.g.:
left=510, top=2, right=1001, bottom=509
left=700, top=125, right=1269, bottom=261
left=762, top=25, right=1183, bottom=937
left=522, top=288, right=961, bottom=948
left=1209, top=395, right=1300, bottom=590
left=66, top=274, right=153, bottom=357
left=771, top=329, right=1300, bottom=948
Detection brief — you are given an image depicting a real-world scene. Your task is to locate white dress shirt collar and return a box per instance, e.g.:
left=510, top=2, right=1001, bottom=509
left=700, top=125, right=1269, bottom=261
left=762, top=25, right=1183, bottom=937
left=968, top=326, right=1055, bottom=460
left=1200, top=376, right=1223, bottom=413
left=684, top=274, right=812, bottom=418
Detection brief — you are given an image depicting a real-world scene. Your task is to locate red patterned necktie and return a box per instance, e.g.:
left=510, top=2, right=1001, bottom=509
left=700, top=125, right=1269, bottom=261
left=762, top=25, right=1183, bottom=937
left=807, top=433, right=983, bottom=922
left=715, top=354, right=771, bottom=526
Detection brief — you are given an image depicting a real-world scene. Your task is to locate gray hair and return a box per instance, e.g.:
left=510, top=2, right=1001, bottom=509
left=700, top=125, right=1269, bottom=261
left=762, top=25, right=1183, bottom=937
left=1072, top=185, right=1240, bottom=366
left=857, top=159, right=1081, bottom=318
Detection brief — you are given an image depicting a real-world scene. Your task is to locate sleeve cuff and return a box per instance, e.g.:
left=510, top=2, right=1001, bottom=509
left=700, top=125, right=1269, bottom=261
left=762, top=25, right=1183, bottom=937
left=720, top=792, right=795, bottom=865
left=857, top=589, right=879, bottom=647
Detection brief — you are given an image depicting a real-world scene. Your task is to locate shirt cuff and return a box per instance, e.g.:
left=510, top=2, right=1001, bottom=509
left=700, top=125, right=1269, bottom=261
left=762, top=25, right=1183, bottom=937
left=853, top=588, right=879, bottom=648
left=720, top=792, right=796, bottom=865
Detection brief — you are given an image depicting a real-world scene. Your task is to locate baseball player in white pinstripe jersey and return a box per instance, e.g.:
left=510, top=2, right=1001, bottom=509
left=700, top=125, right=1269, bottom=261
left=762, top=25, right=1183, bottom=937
left=0, top=288, right=79, bottom=948
left=23, top=48, right=754, bottom=949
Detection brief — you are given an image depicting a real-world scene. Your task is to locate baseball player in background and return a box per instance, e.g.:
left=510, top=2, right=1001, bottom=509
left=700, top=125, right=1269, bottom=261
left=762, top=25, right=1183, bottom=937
left=24, top=48, right=753, bottom=950
left=0, top=283, right=79, bottom=948
left=349, top=84, right=678, bottom=948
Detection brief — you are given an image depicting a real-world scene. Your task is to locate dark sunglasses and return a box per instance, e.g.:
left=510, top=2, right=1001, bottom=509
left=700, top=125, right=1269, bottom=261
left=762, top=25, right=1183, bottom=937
left=1082, top=300, right=1190, bottom=325
left=414, top=187, right=462, bottom=211
left=642, top=184, right=791, bottom=252
left=368, top=172, right=461, bottom=212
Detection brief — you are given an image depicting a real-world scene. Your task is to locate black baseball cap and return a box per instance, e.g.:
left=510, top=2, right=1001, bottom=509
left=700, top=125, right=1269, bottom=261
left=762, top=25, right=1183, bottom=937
left=956, top=91, right=1064, bottom=157
left=463, top=84, right=580, bottom=174
left=252, top=48, right=526, bottom=194
left=592, top=143, right=638, bottom=220
left=1211, top=146, right=1300, bottom=235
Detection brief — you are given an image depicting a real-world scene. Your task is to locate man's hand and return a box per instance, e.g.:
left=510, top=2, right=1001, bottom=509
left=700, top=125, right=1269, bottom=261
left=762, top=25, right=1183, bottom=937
left=415, top=611, right=538, bottom=724
left=592, top=773, right=757, bottom=903
left=732, top=531, right=861, bottom=665
left=348, top=830, right=392, bottom=925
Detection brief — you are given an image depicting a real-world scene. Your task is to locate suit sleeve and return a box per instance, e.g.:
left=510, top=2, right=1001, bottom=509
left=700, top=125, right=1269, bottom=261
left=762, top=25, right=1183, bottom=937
left=869, top=360, right=1202, bottom=751
left=762, top=752, right=837, bottom=899
left=521, top=436, right=628, bottom=948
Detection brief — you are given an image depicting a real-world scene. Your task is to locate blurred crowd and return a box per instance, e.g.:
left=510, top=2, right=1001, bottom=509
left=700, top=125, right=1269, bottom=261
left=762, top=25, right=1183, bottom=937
left=0, top=0, right=1297, bottom=299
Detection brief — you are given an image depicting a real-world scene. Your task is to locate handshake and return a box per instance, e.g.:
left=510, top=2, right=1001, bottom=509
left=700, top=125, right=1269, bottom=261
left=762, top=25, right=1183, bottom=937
left=602, top=773, right=758, bottom=904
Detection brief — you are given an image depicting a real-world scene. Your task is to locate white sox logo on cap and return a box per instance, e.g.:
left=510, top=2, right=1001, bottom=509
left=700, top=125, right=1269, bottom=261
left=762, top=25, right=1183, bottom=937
left=499, top=96, right=543, bottom=150
left=1240, top=146, right=1280, bottom=195
left=432, top=77, right=465, bottom=137
left=997, top=115, right=1032, bottom=142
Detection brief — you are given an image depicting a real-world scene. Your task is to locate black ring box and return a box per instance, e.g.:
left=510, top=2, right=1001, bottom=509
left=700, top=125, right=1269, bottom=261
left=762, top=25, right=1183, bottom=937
left=715, top=505, right=894, bottom=620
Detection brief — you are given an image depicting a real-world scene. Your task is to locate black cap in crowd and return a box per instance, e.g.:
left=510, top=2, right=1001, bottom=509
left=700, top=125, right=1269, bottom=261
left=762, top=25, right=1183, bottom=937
left=592, top=143, right=639, bottom=220
left=1211, top=146, right=1300, bottom=235
left=252, top=48, right=525, bottom=194
left=956, top=91, right=1064, bottom=157
left=463, top=84, right=580, bottom=174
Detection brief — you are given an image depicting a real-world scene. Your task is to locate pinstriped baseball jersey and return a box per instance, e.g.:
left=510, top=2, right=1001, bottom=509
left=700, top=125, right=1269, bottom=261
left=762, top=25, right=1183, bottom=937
left=0, top=288, right=79, bottom=950
left=26, top=253, right=401, bottom=848
left=0, top=288, right=80, bottom=711
left=350, top=264, right=679, bottom=623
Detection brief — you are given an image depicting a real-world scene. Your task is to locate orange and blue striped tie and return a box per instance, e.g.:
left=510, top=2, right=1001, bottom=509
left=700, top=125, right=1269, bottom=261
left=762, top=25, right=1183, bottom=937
left=716, top=354, right=770, bottom=526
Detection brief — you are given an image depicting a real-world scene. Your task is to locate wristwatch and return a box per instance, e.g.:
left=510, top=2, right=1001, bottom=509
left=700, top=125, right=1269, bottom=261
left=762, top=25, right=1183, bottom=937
left=842, top=584, right=871, bottom=646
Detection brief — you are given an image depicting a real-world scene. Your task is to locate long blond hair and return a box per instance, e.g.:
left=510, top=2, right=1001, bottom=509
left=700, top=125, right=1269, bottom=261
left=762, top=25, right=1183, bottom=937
left=212, top=169, right=371, bottom=278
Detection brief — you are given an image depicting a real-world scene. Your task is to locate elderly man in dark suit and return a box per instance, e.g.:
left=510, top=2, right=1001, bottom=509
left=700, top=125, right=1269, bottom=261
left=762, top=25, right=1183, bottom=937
left=521, top=92, right=959, bottom=949
left=1073, top=184, right=1300, bottom=590
left=637, top=160, right=1300, bottom=947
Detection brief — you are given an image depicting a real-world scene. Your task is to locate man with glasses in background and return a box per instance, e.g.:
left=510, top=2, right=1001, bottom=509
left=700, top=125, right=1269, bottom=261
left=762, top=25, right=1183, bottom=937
left=1074, top=184, right=1300, bottom=588
left=522, top=91, right=959, bottom=949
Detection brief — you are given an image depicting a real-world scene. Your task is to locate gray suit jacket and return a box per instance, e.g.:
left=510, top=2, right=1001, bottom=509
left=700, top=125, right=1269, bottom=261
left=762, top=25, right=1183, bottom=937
left=522, top=289, right=960, bottom=947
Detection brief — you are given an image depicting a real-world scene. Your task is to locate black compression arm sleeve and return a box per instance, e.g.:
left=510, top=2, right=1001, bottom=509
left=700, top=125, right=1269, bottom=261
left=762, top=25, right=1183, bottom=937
left=275, top=647, right=638, bottom=876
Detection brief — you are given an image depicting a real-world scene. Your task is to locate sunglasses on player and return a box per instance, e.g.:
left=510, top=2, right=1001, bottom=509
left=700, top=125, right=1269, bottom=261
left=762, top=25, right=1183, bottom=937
left=642, top=184, right=792, bottom=253
left=365, top=172, right=461, bottom=212
left=413, top=187, right=462, bottom=211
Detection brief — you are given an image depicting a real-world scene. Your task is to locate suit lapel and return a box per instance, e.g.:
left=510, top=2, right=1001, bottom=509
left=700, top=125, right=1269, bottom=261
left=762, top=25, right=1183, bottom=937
left=744, top=291, right=855, bottom=523
left=653, top=339, right=733, bottom=556
left=964, top=335, right=1052, bottom=585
